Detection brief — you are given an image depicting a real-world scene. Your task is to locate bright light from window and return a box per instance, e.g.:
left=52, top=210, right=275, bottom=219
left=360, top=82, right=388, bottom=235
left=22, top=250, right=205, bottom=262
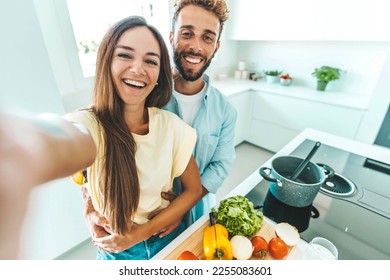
left=66, top=0, right=170, bottom=77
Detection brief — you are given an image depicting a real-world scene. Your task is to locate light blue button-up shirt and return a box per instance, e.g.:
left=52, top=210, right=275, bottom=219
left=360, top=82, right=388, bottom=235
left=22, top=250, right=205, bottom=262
left=164, top=75, right=237, bottom=226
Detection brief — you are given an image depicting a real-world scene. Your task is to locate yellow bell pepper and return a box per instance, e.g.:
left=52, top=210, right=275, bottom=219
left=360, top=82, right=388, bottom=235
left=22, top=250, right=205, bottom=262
left=203, top=223, right=233, bottom=260
left=71, top=170, right=86, bottom=185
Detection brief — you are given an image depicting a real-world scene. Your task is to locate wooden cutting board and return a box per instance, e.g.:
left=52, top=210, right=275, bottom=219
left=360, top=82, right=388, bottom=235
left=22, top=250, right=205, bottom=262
left=163, top=219, right=295, bottom=260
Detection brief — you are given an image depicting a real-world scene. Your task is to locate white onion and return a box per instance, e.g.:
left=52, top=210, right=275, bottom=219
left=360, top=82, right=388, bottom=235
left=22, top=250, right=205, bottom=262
left=230, top=235, right=253, bottom=260
left=275, top=222, right=300, bottom=246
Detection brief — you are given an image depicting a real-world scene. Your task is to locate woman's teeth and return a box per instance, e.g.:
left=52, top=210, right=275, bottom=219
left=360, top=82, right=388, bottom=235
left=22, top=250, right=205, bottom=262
left=123, top=79, right=146, bottom=88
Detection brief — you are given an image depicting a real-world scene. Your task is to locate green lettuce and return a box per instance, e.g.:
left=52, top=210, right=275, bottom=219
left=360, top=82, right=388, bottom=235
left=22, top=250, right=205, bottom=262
left=215, top=195, right=263, bottom=237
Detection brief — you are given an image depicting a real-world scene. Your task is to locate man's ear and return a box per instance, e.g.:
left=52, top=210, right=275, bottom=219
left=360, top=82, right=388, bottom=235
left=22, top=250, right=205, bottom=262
left=169, top=32, right=174, bottom=47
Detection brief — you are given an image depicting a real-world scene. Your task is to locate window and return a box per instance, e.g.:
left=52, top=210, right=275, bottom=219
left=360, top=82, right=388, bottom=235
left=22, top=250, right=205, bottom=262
left=66, top=0, right=170, bottom=77
left=38, top=0, right=171, bottom=97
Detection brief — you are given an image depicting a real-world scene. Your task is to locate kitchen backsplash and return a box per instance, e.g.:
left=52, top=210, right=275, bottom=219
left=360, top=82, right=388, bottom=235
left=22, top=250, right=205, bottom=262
left=218, top=41, right=389, bottom=100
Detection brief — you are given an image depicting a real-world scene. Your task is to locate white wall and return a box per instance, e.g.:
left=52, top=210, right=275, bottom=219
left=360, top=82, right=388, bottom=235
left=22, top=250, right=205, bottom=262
left=199, top=0, right=238, bottom=80
left=34, top=0, right=94, bottom=112
left=0, top=0, right=64, bottom=114
left=204, top=31, right=239, bottom=81
left=356, top=46, right=390, bottom=144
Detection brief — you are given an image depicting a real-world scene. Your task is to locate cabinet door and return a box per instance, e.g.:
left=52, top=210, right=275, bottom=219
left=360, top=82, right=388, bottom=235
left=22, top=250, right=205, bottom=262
left=228, top=0, right=390, bottom=41
left=228, top=91, right=252, bottom=146
left=247, top=91, right=364, bottom=151
left=247, top=118, right=299, bottom=152
left=253, top=92, right=364, bottom=137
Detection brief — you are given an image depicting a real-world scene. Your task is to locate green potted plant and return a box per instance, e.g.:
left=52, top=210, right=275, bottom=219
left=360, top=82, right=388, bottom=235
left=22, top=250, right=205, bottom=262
left=264, top=70, right=283, bottom=83
left=311, top=66, right=342, bottom=91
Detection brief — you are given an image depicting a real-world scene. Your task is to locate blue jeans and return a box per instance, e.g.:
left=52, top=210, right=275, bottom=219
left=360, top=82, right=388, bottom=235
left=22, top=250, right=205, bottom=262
left=97, top=222, right=185, bottom=260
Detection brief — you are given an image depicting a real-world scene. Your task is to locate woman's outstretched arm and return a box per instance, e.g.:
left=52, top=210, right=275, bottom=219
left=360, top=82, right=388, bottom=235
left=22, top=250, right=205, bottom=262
left=0, top=110, right=96, bottom=259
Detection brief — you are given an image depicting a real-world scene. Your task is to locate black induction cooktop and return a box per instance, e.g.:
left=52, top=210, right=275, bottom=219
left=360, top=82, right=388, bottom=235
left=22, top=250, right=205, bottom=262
left=291, top=140, right=390, bottom=219
left=246, top=139, right=390, bottom=260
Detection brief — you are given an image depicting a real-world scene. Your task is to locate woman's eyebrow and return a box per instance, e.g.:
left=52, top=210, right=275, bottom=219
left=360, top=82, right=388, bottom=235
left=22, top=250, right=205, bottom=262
left=116, top=45, right=160, bottom=58
left=116, top=45, right=134, bottom=51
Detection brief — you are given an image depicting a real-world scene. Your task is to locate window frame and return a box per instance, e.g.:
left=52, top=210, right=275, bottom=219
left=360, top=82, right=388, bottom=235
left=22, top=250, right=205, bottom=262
left=54, top=0, right=93, bottom=92
left=36, top=0, right=171, bottom=96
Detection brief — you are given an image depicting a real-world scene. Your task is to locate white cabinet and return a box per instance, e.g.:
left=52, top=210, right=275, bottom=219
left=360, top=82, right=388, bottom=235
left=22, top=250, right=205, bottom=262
left=228, top=91, right=251, bottom=146
left=219, top=80, right=366, bottom=152
left=245, top=91, right=365, bottom=152
left=228, top=0, right=390, bottom=41
left=247, top=118, right=299, bottom=153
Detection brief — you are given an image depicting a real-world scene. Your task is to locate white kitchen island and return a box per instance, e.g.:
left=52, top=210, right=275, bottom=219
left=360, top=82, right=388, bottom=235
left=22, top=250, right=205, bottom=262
left=152, top=128, right=390, bottom=260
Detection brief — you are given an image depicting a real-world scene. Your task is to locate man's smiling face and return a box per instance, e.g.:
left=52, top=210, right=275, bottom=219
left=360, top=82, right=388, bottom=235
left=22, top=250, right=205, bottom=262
left=170, top=4, right=221, bottom=81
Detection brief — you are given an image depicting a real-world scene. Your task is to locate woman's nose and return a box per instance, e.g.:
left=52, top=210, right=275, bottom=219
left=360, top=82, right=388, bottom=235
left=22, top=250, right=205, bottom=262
left=128, top=60, right=146, bottom=75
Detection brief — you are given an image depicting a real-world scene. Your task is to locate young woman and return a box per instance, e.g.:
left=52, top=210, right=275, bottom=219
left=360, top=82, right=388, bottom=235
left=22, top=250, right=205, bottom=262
left=65, top=16, right=202, bottom=260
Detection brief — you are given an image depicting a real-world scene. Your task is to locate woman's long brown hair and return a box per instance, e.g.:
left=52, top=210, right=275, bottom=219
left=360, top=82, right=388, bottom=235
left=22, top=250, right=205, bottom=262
left=91, top=16, right=172, bottom=235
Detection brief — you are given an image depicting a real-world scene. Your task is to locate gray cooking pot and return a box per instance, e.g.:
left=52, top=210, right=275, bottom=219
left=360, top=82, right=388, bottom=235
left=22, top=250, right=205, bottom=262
left=259, top=156, right=334, bottom=207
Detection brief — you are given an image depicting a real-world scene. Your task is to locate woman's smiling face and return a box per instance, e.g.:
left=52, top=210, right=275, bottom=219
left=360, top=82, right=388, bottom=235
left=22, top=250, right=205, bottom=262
left=111, top=26, right=161, bottom=108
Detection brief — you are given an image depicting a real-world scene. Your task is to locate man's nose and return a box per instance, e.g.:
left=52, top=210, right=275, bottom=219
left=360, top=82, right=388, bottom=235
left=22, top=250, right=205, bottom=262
left=189, top=37, right=202, bottom=52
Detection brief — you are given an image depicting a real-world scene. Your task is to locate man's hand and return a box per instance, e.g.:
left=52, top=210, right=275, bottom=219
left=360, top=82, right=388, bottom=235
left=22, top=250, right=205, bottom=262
left=147, top=191, right=177, bottom=220
left=147, top=191, right=180, bottom=237
left=161, top=191, right=177, bottom=202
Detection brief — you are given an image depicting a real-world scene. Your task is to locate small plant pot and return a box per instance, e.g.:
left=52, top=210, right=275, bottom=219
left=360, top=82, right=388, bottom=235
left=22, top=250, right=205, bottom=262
left=266, top=75, right=279, bottom=83
left=316, top=81, right=328, bottom=91
left=280, top=78, right=293, bottom=86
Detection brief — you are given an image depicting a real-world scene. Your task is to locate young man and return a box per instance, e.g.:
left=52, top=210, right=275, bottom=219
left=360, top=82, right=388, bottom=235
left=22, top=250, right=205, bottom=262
left=162, top=0, right=237, bottom=227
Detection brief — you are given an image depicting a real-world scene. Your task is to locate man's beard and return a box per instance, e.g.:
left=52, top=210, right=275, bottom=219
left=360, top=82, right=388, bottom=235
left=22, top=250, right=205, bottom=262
left=173, top=49, right=213, bottom=82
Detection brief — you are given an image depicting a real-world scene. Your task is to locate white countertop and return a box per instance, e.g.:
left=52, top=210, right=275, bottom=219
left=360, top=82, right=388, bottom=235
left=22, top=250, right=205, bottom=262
left=213, top=78, right=370, bottom=110
left=152, top=128, right=390, bottom=260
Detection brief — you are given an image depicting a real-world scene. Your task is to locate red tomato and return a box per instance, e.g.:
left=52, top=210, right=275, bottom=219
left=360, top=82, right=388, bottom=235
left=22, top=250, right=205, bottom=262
left=177, top=250, right=199, bottom=260
left=268, top=237, right=288, bottom=259
left=251, top=236, right=269, bottom=258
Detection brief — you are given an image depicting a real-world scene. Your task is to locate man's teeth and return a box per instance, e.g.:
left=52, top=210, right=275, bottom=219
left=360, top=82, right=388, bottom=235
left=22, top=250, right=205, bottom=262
left=124, top=79, right=146, bottom=88
left=185, top=56, right=201, bottom=64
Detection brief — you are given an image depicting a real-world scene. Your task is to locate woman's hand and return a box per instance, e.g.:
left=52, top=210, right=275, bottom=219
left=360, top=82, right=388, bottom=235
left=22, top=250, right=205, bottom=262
left=83, top=195, right=111, bottom=238
left=85, top=210, right=111, bottom=238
